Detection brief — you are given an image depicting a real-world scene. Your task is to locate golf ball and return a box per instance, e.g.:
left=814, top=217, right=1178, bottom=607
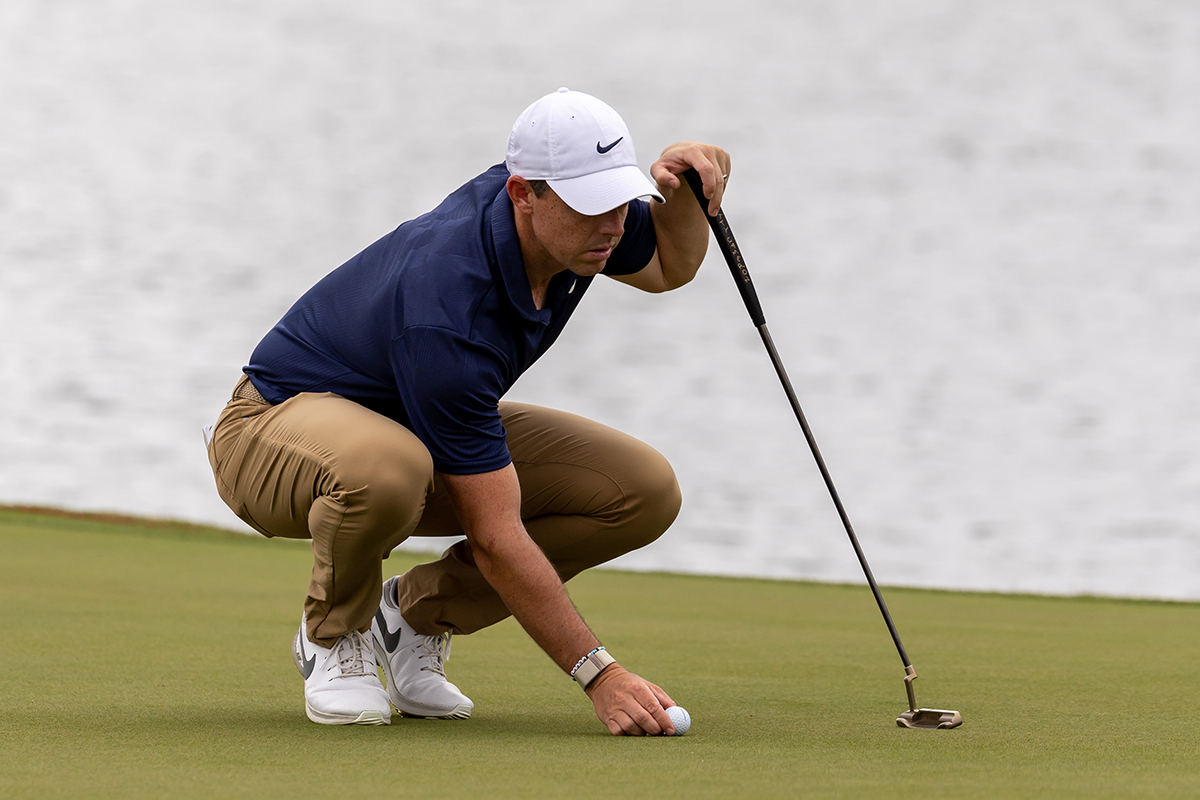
left=666, top=705, right=691, bottom=736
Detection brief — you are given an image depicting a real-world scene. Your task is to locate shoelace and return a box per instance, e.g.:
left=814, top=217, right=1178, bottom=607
left=331, top=630, right=376, bottom=679
left=416, top=631, right=452, bottom=676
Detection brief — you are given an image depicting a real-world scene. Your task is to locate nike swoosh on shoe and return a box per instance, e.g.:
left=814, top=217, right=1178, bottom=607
left=375, top=608, right=403, bottom=652
left=297, top=633, right=317, bottom=679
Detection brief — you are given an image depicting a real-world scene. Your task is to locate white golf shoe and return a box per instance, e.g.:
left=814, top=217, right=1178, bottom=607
left=292, top=616, right=391, bottom=726
left=372, top=576, right=474, bottom=719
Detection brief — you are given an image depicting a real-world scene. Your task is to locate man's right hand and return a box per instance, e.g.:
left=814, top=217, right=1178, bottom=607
left=584, top=663, right=677, bottom=736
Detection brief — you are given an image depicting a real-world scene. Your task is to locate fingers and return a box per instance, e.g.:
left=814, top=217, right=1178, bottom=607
left=610, top=689, right=667, bottom=736
left=649, top=681, right=675, bottom=712
left=589, top=667, right=675, bottom=736
left=650, top=160, right=683, bottom=191
left=609, top=705, right=664, bottom=736
left=694, top=152, right=729, bottom=217
left=651, top=142, right=731, bottom=217
left=650, top=704, right=676, bottom=736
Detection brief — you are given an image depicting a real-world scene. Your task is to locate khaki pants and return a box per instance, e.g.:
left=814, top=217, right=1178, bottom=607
left=207, top=376, right=681, bottom=647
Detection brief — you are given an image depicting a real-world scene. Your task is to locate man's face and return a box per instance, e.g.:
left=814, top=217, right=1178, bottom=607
left=528, top=187, right=628, bottom=276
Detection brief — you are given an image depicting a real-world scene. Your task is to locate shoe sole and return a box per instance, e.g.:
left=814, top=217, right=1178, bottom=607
left=305, top=702, right=391, bottom=726
left=395, top=703, right=473, bottom=720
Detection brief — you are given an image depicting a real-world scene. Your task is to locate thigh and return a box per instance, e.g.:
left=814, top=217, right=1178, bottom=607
left=501, top=401, right=679, bottom=522
left=408, top=402, right=681, bottom=539
left=209, top=392, right=434, bottom=539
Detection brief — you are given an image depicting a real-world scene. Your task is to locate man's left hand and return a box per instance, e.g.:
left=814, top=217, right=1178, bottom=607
left=651, top=142, right=731, bottom=217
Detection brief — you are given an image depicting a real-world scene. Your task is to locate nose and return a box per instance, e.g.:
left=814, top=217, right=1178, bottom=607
left=597, top=208, right=624, bottom=236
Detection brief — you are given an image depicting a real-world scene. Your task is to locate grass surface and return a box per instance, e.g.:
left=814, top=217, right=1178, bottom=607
left=2, top=506, right=1198, bottom=799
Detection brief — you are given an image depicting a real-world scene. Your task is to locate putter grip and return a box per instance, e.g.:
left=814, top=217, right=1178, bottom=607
left=681, top=168, right=766, bottom=327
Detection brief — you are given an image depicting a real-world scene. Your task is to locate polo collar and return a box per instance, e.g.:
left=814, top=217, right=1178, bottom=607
left=489, top=188, right=551, bottom=325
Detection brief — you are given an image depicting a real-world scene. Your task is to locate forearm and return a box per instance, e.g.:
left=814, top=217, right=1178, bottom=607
left=624, top=140, right=729, bottom=293
left=471, top=521, right=599, bottom=673
left=441, top=465, right=676, bottom=735
left=440, top=466, right=599, bottom=674
left=648, top=181, right=710, bottom=290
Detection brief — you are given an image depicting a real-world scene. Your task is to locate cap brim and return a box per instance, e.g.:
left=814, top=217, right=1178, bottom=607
left=549, top=165, right=665, bottom=215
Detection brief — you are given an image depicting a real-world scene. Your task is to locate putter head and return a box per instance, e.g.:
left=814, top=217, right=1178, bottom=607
left=898, top=665, right=962, bottom=728
left=897, top=708, right=962, bottom=729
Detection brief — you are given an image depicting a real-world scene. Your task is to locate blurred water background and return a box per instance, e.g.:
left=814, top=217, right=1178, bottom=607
left=2, top=1, right=1198, bottom=600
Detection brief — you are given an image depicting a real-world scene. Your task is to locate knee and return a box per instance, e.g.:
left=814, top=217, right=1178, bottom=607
left=327, top=440, right=435, bottom=538
left=620, top=447, right=682, bottom=546
left=357, top=448, right=436, bottom=523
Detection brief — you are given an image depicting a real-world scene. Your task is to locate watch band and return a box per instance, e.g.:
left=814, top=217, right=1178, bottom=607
left=571, top=647, right=616, bottom=689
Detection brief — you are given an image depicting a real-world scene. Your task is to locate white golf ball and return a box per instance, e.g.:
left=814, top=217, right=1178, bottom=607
left=666, top=705, right=691, bottom=736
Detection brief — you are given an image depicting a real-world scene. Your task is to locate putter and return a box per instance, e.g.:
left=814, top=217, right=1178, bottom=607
left=682, top=169, right=962, bottom=730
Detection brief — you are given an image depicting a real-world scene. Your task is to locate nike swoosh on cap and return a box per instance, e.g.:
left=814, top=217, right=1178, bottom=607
left=596, top=137, right=623, bottom=154
left=375, top=609, right=402, bottom=652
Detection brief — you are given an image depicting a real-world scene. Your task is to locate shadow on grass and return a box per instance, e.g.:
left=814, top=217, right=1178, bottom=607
left=6, top=700, right=613, bottom=742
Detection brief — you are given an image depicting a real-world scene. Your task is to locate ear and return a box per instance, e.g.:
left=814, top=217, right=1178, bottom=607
left=507, top=176, right=536, bottom=216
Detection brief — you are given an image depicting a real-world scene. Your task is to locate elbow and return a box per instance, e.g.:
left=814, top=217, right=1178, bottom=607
left=657, top=242, right=707, bottom=292
left=641, top=279, right=675, bottom=294
left=657, top=261, right=702, bottom=292
left=463, top=523, right=526, bottom=578
left=467, top=528, right=503, bottom=563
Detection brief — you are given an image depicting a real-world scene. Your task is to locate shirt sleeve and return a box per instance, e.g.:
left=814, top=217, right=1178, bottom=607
left=600, top=198, right=658, bottom=277
left=391, top=325, right=514, bottom=474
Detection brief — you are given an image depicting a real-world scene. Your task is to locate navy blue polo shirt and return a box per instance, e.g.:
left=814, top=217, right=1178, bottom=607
left=244, top=164, right=657, bottom=474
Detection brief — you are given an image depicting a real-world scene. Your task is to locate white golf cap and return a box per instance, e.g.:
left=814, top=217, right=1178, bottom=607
left=505, top=87, right=664, bottom=215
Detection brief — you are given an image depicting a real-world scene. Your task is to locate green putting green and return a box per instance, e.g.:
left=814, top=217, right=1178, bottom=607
left=2, top=506, right=1197, bottom=799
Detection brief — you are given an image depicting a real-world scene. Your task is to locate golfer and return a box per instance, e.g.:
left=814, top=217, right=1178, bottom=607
left=206, top=87, right=729, bottom=736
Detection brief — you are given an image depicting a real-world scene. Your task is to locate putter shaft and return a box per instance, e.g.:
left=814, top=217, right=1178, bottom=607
left=754, top=322, right=912, bottom=669
left=681, top=168, right=961, bottom=729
